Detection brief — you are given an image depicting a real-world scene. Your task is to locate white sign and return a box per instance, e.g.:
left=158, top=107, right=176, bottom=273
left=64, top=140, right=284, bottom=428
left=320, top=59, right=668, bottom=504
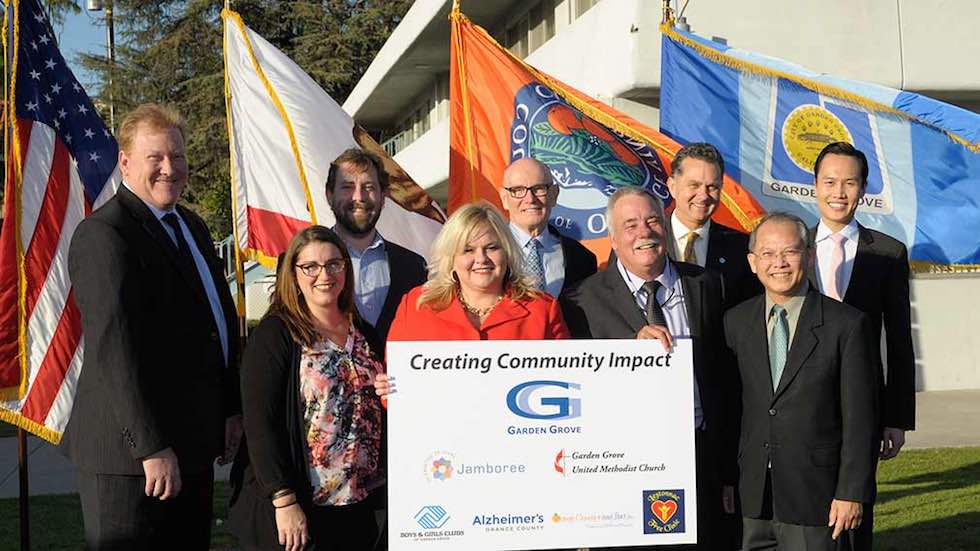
left=386, top=339, right=697, bottom=550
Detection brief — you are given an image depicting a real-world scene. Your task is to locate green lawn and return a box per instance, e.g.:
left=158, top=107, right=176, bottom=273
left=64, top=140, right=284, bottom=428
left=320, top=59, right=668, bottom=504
left=874, top=447, right=980, bottom=550
left=0, top=447, right=978, bottom=550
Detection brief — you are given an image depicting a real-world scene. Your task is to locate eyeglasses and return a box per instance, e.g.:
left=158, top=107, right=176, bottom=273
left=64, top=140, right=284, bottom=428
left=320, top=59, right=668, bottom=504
left=753, top=249, right=805, bottom=263
left=503, top=184, right=551, bottom=199
left=295, top=259, right=346, bottom=278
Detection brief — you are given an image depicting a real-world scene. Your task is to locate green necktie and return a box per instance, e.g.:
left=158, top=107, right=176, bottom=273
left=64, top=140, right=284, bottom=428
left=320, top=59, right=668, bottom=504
left=769, top=304, right=788, bottom=391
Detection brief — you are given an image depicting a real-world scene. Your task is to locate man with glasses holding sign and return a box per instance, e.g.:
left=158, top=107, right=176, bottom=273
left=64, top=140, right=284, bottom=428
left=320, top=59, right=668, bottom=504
left=499, top=158, right=597, bottom=298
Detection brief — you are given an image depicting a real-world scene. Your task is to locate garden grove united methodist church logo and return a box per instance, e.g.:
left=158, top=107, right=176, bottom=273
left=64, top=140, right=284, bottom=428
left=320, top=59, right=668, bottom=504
left=643, top=489, right=685, bottom=534
left=510, top=82, right=669, bottom=241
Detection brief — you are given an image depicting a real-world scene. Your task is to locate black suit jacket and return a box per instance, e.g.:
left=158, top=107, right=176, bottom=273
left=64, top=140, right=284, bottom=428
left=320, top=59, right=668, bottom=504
left=373, top=239, right=427, bottom=345
left=551, top=225, right=598, bottom=294
left=809, top=224, right=915, bottom=430
left=63, top=186, right=240, bottom=475
left=665, top=217, right=762, bottom=308
left=561, top=261, right=738, bottom=483
left=724, top=290, right=878, bottom=525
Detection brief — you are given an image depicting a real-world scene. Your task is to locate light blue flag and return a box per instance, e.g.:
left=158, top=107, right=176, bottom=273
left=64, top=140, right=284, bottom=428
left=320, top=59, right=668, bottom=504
left=660, top=23, right=980, bottom=271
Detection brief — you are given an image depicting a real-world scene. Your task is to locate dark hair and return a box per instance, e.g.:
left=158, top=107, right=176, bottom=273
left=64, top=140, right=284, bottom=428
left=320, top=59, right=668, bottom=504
left=813, top=142, right=868, bottom=188
left=748, top=212, right=813, bottom=252
left=267, top=226, right=356, bottom=346
left=671, top=142, right=725, bottom=178
left=325, top=148, right=389, bottom=193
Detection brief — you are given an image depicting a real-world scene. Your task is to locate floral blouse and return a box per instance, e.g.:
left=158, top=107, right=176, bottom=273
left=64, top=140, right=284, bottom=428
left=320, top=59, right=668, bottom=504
left=299, top=325, right=385, bottom=506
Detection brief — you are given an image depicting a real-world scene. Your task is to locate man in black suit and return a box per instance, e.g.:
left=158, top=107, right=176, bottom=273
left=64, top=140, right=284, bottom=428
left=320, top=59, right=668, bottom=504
left=325, top=148, right=426, bottom=343
left=561, top=186, right=736, bottom=551
left=65, top=104, right=241, bottom=550
left=725, top=212, right=877, bottom=550
left=809, top=141, right=916, bottom=549
left=499, top=157, right=597, bottom=297
left=665, top=142, right=761, bottom=307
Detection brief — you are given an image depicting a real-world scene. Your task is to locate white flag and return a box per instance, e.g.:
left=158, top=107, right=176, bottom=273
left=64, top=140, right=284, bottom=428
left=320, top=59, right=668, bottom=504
left=222, top=8, right=444, bottom=267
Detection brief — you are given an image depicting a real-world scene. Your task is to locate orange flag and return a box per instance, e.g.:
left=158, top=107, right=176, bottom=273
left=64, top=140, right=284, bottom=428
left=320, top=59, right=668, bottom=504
left=449, top=6, right=764, bottom=262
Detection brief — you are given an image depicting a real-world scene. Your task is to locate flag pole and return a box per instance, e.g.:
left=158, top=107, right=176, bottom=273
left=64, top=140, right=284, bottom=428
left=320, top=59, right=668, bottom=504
left=4, top=1, right=31, bottom=548
left=221, top=0, right=248, bottom=348
left=18, top=428, right=30, bottom=551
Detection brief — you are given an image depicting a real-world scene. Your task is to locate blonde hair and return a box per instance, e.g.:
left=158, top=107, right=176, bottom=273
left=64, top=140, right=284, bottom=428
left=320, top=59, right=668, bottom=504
left=117, top=103, right=186, bottom=153
left=418, top=202, right=538, bottom=310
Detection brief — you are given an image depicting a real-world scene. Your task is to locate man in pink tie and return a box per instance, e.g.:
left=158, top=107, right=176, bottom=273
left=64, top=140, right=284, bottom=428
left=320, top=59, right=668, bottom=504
left=810, top=141, right=916, bottom=551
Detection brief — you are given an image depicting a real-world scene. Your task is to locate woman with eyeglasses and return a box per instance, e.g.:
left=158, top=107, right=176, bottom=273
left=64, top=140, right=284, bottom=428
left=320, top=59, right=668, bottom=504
left=229, top=225, right=386, bottom=551
left=379, top=202, right=569, bottom=358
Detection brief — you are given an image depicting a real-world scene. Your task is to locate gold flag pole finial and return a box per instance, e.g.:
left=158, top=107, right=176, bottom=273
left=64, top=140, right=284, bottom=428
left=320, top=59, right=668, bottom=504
left=662, top=0, right=674, bottom=25
left=452, top=0, right=461, bottom=14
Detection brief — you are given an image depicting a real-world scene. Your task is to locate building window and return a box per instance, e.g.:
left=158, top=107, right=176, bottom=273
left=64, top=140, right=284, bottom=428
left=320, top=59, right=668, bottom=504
left=574, top=0, right=598, bottom=19
left=506, top=14, right=529, bottom=58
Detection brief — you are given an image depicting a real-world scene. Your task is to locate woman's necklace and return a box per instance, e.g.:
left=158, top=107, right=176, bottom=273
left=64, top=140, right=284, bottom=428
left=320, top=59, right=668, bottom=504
left=459, top=292, right=503, bottom=320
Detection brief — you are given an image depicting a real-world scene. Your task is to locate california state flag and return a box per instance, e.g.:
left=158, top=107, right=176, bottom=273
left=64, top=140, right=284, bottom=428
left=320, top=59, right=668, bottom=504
left=222, top=9, right=444, bottom=268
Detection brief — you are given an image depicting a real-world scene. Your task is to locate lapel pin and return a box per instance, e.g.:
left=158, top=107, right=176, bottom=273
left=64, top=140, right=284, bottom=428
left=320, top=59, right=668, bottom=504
left=719, top=257, right=727, bottom=264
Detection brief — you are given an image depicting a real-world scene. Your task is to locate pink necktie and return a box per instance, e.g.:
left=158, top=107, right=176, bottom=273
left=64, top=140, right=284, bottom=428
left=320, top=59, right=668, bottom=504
left=827, top=233, right=846, bottom=301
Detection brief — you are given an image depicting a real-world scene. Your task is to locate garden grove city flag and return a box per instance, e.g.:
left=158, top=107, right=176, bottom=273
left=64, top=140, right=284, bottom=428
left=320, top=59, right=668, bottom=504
left=0, top=0, right=120, bottom=442
left=222, top=9, right=444, bottom=270
left=448, top=5, right=765, bottom=261
left=660, top=20, right=980, bottom=272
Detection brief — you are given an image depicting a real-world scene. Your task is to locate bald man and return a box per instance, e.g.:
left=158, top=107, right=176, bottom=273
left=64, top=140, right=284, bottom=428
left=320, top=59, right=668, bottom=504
left=499, top=158, right=597, bottom=297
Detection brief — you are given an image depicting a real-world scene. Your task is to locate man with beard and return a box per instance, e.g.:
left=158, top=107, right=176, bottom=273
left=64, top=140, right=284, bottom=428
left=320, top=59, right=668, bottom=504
left=325, top=148, right=427, bottom=344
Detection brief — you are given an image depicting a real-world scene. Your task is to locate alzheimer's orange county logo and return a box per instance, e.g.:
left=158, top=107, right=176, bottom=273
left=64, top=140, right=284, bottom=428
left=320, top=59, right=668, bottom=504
left=643, top=490, right=685, bottom=534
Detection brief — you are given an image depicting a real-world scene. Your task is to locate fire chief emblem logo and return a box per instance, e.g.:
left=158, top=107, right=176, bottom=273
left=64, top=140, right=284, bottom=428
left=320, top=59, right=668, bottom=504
left=643, top=489, right=685, bottom=534
left=510, top=82, right=668, bottom=240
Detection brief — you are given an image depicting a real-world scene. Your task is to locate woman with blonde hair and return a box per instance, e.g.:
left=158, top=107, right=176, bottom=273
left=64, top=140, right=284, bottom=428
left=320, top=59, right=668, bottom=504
left=229, top=225, right=386, bottom=551
left=385, top=202, right=570, bottom=342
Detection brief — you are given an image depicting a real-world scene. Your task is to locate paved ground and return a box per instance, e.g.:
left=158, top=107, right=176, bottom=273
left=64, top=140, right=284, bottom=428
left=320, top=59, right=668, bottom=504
left=1, top=389, right=978, bottom=499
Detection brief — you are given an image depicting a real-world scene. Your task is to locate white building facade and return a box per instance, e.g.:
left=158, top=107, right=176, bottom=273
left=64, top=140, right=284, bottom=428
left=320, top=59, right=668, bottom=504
left=339, top=0, right=980, bottom=391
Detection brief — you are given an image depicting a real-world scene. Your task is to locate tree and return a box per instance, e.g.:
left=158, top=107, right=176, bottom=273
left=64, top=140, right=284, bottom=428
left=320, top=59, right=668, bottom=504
left=76, top=0, right=411, bottom=237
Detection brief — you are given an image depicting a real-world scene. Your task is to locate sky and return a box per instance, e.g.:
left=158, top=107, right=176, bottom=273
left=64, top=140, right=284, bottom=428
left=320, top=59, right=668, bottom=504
left=54, top=7, right=104, bottom=90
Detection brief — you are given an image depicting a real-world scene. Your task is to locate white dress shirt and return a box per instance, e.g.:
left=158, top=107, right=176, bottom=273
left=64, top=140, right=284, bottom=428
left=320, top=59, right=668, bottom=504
left=127, top=182, right=229, bottom=365
left=616, top=259, right=704, bottom=429
left=670, top=215, right=710, bottom=268
left=509, top=224, right=566, bottom=298
left=814, top=219, right=859, bottom=299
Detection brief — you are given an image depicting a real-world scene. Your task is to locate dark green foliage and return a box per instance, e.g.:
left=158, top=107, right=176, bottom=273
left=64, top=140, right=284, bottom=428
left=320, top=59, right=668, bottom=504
left=73, top=0, right=411, bottom=237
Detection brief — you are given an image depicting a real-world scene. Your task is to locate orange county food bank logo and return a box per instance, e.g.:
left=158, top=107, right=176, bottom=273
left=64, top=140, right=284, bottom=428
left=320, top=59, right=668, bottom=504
left=643, top=489, right=685, bottom=534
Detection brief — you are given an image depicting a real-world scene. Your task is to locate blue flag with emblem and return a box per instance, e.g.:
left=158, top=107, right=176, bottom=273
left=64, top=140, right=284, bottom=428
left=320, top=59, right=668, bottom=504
left=659, top=22, right=980, bottom=272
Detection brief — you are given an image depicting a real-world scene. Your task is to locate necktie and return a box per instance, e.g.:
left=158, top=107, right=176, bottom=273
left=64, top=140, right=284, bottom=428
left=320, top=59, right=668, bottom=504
left=162, top=213, right=206, bottom=296
left=826, top=232, right=846, bottom=300
left=683, top=232, right=700, bottom=265
left=769, top=304, right=788, bottom=391
left=525, top=238, right=546, bottom=291
left=641, top=280, right=667, bottom=326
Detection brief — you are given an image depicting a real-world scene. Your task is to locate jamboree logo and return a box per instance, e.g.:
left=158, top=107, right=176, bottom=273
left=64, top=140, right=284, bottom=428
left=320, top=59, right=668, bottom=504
left=642, top=489, right=685, bottom=534
left=510, top=82, right=669, bottom=240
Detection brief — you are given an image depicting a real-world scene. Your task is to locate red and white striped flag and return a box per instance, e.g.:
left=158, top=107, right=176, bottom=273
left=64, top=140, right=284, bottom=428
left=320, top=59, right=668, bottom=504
left=0, top=0, right=120, bottom=443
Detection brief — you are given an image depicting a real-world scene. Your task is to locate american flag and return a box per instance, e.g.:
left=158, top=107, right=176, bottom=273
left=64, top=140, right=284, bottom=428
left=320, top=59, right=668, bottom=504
left=0, top=0, right=120, bottom=443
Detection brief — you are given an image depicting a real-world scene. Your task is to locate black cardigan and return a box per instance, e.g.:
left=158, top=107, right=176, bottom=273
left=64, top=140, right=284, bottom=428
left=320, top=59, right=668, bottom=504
left=227, top=314, right=384, bottom=549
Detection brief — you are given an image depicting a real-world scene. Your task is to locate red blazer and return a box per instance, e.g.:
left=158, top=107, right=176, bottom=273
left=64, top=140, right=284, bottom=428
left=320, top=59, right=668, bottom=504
left=387, top=286, right=570, bottom=342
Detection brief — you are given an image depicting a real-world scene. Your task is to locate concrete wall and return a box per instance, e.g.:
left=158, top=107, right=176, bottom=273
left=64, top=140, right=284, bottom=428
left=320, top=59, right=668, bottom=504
left=911, top=276, right=980, bottom=391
